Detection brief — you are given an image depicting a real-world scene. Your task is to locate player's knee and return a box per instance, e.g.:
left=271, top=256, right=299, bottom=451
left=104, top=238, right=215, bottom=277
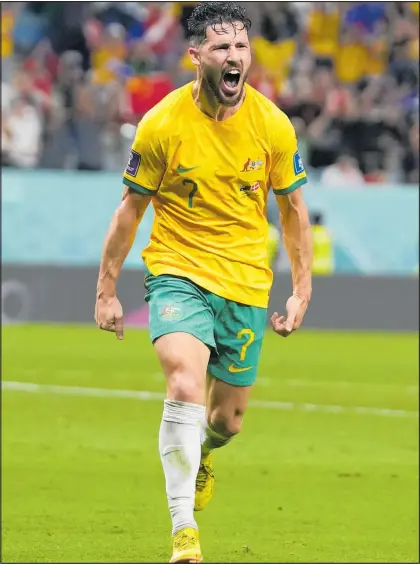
left=209, top=406, right=244, bottom=437
left=167, top=369, right=205, bottom=404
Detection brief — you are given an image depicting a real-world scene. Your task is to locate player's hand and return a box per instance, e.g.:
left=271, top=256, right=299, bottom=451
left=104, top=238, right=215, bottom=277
left=95, top=294, right=124, bottom=340
left=271, top=294, right=309, bottom=338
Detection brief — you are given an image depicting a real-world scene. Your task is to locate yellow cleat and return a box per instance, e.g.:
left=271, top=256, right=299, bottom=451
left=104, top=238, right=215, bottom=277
left=194, top=453, right=215, bottom=512
left=170, top=527, right=203, bottom=563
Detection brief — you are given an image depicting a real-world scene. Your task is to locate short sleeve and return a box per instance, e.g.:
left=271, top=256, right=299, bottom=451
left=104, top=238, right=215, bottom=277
left=122, top=117, right=166, bottom=195
left=270, top=114, right=308, bottom=195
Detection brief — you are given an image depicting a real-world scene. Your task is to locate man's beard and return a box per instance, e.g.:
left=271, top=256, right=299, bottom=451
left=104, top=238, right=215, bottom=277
left=202, top=70, right=247, bottom=107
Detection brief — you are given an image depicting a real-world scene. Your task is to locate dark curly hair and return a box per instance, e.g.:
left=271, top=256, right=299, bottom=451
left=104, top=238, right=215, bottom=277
left=187, top=2, right=251, bottom=46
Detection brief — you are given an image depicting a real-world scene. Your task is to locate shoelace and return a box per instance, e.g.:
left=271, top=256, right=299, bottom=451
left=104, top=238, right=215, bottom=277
left=176, top=531, right=197, bottom=550
left=196, top=462, right=214, bottom=491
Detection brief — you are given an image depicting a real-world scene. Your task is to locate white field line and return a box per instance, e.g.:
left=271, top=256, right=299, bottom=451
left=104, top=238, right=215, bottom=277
left=2, top=381, right=418, bottom=419
left=20, top=369, right=417, bottom=394
left=283, top=378, right=419, bottom=394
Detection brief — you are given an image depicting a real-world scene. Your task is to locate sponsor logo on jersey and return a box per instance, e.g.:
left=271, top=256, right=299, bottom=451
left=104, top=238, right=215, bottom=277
left=177, top=164, right=200, bottom=174
left=239, top=182, right=260, bottom=194
left=241, top=158, right=264, bottom=172
left=293, top=151, right=305, bottom=175
left=125, top=150, right=141, bottom=177
left=160, top=304, right=181, bottom=321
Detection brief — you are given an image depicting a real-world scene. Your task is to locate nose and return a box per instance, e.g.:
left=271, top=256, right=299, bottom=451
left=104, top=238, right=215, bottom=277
left=226, top=47, right=240, bottom=67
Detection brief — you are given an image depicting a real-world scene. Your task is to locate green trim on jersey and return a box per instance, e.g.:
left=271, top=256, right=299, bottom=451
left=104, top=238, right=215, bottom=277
left=273, top=177, right=307, bottom=196
left=123, top=177, right=156, bottom=195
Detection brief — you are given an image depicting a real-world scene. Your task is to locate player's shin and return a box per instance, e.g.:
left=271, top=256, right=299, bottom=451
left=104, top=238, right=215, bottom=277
left=159, top=400, right=205, bottom=534
left=201, top=420, right=232, bottom=455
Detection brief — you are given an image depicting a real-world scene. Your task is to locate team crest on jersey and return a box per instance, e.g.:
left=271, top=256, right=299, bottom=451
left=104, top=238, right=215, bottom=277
left=240, top=182, right=260, bottom=195
left=241, top=157, right=264, bottom=172
left=160, top=304, right=181, bottom=321
left=125, top=150, right=141, bottom=177
left=293, top=151, right=305, bottom=175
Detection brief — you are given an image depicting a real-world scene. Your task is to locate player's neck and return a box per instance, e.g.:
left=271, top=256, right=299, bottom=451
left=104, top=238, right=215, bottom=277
left=192, top=80, right=245, bottom=121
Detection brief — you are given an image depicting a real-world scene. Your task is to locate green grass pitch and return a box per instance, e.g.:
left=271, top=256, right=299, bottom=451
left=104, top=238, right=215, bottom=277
left=2, top=325, right=418, bottom=563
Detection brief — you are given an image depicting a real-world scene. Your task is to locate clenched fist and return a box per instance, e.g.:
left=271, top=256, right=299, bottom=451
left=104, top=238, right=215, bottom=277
left=95, top=294, right=124, bottom=340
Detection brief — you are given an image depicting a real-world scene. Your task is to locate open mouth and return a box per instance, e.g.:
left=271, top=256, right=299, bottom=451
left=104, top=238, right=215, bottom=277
left=221, top=69, right=241, bottom=95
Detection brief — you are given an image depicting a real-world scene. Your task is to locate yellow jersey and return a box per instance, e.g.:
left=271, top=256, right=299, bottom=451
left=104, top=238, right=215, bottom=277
left=123, top=82, right=307, bottom=308
left=307, top=8, right=340, bottom=59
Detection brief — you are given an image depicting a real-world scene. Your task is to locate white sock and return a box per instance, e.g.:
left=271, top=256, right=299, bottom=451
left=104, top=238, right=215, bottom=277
left=159, top=399, right=205, bottom=535
left=199, top=408, right=208, bottom=445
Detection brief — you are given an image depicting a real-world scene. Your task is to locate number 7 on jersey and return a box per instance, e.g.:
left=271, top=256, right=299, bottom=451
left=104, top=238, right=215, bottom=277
left=182, top=179, right=199, bottom=209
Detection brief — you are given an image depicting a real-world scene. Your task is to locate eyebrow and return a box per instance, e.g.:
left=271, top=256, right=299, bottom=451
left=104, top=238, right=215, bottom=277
left=210, top=40, right=249, bottom=50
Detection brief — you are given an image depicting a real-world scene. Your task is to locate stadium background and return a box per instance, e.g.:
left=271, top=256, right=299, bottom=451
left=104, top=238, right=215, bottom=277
left=1, top=2, right=419, bottom=563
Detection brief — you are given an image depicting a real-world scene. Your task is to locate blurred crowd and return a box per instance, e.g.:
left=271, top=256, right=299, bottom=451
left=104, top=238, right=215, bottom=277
left=1, top=1, right=419, bottom=185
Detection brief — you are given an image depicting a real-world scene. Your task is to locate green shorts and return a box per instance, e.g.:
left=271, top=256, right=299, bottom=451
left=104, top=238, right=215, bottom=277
left=144, top=273, right=267, bottom=386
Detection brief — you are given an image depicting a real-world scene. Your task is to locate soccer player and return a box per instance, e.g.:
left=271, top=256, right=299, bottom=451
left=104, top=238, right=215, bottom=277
left=95, top=3, right=313, bottom=562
